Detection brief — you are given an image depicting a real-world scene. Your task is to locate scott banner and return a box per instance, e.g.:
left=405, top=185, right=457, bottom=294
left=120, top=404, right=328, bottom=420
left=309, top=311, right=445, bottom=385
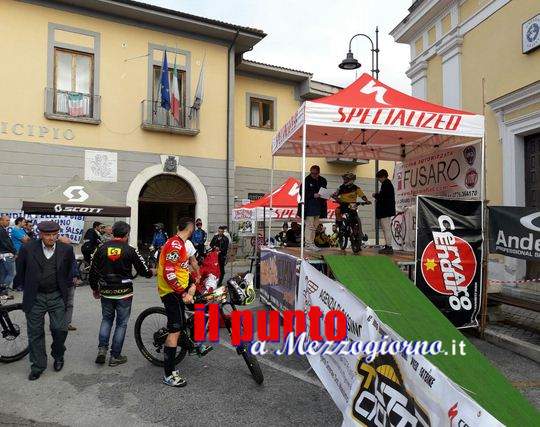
left=259, top=248, right=298, bottom=312
left=488, top=206, right=540, bottom=260
left=415, top=196, right=483, bottom=328
left=297, top=262, right=501, bottom=426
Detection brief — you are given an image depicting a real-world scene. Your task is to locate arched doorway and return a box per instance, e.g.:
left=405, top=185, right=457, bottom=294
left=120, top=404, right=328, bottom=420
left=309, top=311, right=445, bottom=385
left=137, top=174, right=195, bottom=246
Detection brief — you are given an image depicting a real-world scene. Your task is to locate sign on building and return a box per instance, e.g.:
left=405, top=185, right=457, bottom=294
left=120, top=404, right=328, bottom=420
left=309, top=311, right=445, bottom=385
left=84, top=150, right=117, bottom=182
left=523, top=13, right=540, bottom=54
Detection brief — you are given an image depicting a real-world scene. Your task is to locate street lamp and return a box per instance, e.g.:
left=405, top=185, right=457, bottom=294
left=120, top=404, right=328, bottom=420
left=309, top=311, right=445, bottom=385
left=338, top=27, right=381, bottom=244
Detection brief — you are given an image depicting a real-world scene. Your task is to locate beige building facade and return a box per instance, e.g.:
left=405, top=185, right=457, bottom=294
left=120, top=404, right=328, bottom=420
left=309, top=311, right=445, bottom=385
left=391, top=0, right=540, bottom=290
left=0, top=0, right=381, bottom=247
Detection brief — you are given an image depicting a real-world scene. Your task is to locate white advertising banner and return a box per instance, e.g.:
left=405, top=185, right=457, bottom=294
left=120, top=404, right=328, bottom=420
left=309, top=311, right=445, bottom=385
left=393, top=143, right=481, bottom=212
left=297, top=261, right=502, bottom=427
left=1, top=211, right=85, bottom=244
left=391, top=143, right=481, bottom=252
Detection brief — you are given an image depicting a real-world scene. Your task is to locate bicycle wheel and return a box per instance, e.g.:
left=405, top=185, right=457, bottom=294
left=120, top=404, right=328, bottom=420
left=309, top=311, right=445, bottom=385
left=0, top=303, right=29, bottom=363
left=240, top=345, right=264, bottom=384
left=134, top=307, right=187, bottom=367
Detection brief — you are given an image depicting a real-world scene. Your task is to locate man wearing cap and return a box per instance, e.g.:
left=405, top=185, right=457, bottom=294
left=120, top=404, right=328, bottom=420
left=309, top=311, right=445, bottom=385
left=14, top=221, right=75, bottom=381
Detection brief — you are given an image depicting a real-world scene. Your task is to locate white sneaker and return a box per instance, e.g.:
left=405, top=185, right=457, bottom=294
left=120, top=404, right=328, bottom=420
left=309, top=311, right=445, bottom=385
left=162, top=370, right=187, bottom=387
left=306, top=244, right=321, bottom=252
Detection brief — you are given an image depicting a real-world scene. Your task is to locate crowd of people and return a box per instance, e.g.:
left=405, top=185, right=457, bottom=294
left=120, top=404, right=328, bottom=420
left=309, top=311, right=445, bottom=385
left=1, top=213, right=232, bottom=386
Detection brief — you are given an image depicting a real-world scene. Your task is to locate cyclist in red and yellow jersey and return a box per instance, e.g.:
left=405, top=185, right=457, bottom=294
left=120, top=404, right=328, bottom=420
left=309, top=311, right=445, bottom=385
left=157, top=217, right=212, bottom=388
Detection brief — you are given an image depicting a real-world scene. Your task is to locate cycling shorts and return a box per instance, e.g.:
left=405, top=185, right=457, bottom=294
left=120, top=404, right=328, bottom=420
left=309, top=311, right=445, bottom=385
left=161, top=292, right=186, bottom=333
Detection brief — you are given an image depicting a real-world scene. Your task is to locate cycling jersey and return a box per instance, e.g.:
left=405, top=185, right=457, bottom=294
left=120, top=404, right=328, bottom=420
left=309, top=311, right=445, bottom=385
left=336, top=183, right=366, bottom=204
left=157, top=235, right=190, bottom=297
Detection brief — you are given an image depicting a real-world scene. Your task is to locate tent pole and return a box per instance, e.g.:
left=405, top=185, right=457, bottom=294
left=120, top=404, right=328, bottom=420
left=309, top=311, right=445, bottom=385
left=480, top=135, right=489, bottom=336
left=268, top=156, right=275, bottom=246
left=300, top=122, right=307, bottom=259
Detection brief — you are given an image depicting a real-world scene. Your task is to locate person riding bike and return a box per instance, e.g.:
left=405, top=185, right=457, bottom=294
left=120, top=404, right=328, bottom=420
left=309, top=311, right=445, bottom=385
left=333, top=173, right=371, bottom=231
left=151, top=223, right=168, bottom=251
left=157, top=217, right=212, bottom=388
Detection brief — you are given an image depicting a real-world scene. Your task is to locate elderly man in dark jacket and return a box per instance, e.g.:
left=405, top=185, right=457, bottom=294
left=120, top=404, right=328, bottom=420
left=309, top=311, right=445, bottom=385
left=14, top=221, right=75, bottom=380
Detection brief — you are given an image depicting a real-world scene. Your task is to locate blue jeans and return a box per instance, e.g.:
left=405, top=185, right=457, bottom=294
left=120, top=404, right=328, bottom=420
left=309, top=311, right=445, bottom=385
left=98, top=297, right=132, bottom=358
left=0, top=256, right=15, bottom=288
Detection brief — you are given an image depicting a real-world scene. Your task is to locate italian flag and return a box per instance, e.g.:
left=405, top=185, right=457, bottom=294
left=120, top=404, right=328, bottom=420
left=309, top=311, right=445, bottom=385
left=170, top=56, right=181, bottom=123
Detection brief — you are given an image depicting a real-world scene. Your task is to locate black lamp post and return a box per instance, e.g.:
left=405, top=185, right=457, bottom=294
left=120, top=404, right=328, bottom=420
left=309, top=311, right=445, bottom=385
left=338, top=27, right=381, bottom=244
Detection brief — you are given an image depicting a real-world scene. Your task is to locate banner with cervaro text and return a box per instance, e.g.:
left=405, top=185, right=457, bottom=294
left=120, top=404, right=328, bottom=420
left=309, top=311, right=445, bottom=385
left=415, top=196, right=483, bottom=328
left=297, top=262, right=501, bottom=426
left=488, top=206, right=540, bottom=260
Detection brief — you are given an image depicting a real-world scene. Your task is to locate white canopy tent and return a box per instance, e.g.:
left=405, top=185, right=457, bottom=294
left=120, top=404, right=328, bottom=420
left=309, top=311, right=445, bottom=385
left=270, top=73, right=485, bottom=258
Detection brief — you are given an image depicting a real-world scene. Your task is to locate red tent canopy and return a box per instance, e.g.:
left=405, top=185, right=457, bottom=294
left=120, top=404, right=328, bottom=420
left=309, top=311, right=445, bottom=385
left=232, top=177, right=338, bottom=221
left=272, top=73, right=484, bottom=161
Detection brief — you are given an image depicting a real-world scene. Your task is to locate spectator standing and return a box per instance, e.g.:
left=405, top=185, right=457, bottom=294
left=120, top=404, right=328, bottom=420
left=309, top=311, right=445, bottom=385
left=101, top=225, right=113, bottom=242
left=190, top=219, right=207, bottom=256
left=373, top=169, right=396, bottom=255
left=11, top=217, right=30, bottom=255
left=81, top=221, right=103, bottom=263
left=210, top=226, right=229, bottom=285
left=89, top=221, right=153, bottom=366
left=24, top=219, right=37, bottom=240
left=0, top=214, right=16, bottom=296
left=299, top=165, right=328, bottom=251
left=13, top=221, right=75, bottom=381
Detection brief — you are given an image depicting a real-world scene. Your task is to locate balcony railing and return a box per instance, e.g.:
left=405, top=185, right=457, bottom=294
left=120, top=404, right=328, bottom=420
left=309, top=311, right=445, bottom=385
left=44, top=88, right=101, bottom=123
left=141, top=100, right=199, bottom=136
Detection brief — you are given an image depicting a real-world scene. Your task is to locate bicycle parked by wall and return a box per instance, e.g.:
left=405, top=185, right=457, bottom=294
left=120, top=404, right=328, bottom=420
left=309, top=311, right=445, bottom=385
left=0, top=295, right=28, bottom=363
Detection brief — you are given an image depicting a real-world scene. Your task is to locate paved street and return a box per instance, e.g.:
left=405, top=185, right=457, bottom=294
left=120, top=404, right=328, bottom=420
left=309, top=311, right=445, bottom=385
left=0, top=278, right=339, bottom=427
left=1, top=277, right=539, bottom=426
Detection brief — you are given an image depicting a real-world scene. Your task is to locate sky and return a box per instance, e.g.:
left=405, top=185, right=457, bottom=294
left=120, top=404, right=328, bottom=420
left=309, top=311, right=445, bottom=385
left=145, top=0, right=413, bottom=93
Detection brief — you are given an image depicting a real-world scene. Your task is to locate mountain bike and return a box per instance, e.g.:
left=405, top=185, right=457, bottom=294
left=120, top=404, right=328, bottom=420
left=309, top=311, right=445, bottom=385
left=0, top=295, right=29, bottom=363
left=134, top=277, right=263, bottom=385
left=337, top=202, right=369, bottom=254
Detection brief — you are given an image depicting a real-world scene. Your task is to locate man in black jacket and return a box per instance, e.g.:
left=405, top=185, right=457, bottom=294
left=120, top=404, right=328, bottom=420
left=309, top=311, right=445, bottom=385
left=81, top=221, right=103, bottom=263
left=298, top=165, right=328, bottom=251
left=14, top=221, right=75, bottom=380
left=89, top=221, right=153, bottom=366
left=373, top=169, right=396, bottom=255
left=210, top=226, right=229, bottom=285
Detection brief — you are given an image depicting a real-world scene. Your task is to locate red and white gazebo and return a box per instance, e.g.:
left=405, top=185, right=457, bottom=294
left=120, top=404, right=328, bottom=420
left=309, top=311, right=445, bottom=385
left=270, top=73, right=485, bottom=256
left=232, top=177, right=339, bottom=222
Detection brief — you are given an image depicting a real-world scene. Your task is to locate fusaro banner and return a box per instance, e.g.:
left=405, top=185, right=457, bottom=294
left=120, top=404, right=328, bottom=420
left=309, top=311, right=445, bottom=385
left=488, top=206, right=540, bottom=260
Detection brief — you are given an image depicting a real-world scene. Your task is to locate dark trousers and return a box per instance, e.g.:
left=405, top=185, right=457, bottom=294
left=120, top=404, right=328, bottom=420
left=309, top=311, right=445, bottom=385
left=218, top=254, right=227, bottom=285
left=26, top=290, right=67, bottom=374
left=98, top=297, right=132, bottom=358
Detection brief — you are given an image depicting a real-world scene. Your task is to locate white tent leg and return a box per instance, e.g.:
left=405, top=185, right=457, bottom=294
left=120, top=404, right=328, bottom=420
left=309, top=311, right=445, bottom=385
left=300, top=122, right=307, bottom=259
left=268, top=156, right=275, bottom=246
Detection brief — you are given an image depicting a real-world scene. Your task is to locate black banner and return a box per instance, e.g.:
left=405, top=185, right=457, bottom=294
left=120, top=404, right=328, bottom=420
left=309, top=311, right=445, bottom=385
left=415, top=196, right=483, bottom=328
left=489, top=206, right=540, bottom=260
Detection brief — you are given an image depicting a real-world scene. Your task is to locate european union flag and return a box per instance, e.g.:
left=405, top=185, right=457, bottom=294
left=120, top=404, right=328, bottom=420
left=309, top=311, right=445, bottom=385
left=160, top=51, right=170, bottom=110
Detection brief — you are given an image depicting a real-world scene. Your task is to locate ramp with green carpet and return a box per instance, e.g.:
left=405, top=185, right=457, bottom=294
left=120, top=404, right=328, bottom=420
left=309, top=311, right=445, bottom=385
left=324, top=255, right=538, bottom=426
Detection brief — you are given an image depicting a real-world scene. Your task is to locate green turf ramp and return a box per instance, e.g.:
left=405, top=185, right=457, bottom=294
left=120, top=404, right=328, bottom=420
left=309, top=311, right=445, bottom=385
left=324, top=254, right=538, bottom=426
